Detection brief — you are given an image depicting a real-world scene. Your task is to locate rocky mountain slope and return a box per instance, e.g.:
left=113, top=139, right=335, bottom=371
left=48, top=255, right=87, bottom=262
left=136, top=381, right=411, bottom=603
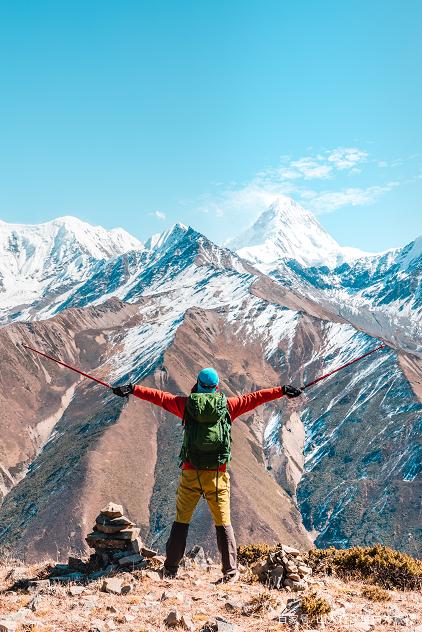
left=0, top=207, right=420, bottom=561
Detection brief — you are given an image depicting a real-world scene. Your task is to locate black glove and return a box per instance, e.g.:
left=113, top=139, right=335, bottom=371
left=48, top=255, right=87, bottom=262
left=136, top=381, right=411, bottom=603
left=282, top=385, right=302, bottom=398
left=112, top=383, right=134, bottom=397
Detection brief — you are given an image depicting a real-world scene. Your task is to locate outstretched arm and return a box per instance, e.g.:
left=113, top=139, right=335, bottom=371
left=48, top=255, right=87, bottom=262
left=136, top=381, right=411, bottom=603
left=227, top=385, right=301, bottom=421
left=113, top=383, right=187, bottom=419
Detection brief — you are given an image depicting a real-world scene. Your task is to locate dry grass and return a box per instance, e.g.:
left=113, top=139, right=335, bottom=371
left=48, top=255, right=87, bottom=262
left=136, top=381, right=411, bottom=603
left=361, top=584, right=391, bottom=601
left=0, top=548, right=421, bottom=632
left=241, top=591, right=279, bottom=616
left=306, top=544, right=422, bottom=590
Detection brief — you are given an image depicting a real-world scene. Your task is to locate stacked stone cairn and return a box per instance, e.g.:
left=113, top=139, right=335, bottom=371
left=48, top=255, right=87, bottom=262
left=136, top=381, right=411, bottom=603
left=251, top=544, right=313, bottom=591
left=85, top=502, right=155, bottom=571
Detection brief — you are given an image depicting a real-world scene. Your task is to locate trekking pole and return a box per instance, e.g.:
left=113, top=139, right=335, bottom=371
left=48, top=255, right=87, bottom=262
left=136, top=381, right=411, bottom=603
left=301, top=343, right=385, bottom=390
left=22, top=344, right=112, bottom=389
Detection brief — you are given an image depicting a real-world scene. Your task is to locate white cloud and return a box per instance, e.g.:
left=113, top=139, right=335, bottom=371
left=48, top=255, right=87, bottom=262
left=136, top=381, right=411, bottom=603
left=326, top=147, right=368, bottom=170
left=194, top=146, right=401, bottom=221
left=289, top=157, right=333, bottom=179
left=150, top=210, right=166, bottom=220
left=300, top=181, right=399, bottom=213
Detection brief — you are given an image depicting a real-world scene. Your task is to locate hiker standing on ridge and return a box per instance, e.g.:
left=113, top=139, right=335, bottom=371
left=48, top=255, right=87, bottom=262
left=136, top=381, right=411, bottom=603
left=113, top=368, right=302, bottom=582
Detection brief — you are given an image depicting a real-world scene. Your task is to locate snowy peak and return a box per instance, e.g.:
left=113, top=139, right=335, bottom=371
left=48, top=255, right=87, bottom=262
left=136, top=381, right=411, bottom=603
left=144, top=222, right=189, bottom=252
left=230, top=195, right=368, bottom=269
left=0, top=215, right=143, bottom=268
left=0, top=216, right=143, bottom=319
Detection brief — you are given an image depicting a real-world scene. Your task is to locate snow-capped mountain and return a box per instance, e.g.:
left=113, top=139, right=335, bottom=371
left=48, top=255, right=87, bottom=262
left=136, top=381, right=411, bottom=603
left=228, top=196, right=421, bottom=355
left=0, top=210, right=420, bottom=560
left=228, top=196, right=369, bottom=269
left=0, top=216, right=143, bottom=323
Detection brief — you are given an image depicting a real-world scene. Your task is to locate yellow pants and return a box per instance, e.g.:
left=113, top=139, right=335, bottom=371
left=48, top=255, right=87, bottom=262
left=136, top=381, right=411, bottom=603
left=175, top=469, right=231, bottom=526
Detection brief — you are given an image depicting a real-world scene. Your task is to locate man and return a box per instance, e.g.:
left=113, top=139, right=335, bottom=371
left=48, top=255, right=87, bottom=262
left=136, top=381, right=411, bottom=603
left=113, top=367, right=302, bottom=582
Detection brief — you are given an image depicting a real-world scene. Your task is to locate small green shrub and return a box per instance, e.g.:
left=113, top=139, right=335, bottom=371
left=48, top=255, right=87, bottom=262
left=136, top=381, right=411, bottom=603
left=300, top=592, right=331, bottom=624
left=237, top=543, right=277, bottom=565
left=361, top=585, right=391, bottom=601
left=306, top=544, right=422, bottom=590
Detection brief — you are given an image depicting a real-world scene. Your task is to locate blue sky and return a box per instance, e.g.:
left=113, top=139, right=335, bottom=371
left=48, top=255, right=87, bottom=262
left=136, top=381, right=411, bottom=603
left=0, top=0, right=421, bottom=251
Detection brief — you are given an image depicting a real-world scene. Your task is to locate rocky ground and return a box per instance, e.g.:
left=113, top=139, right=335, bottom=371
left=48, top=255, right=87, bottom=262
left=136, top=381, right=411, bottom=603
left=0, top=555, right=420, bottom=632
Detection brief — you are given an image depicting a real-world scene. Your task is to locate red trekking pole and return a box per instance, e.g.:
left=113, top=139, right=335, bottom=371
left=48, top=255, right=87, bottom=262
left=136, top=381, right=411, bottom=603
left=22, top=344, right=112, bottom=389
left=301, top=342, right=385, bottom=390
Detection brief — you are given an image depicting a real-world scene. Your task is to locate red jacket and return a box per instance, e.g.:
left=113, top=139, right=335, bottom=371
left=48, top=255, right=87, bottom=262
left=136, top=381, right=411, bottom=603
left=133, top=385, right=284, bottom=471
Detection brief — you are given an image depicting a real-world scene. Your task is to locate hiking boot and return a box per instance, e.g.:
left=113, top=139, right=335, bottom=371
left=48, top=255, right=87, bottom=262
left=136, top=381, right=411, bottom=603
left=160, top=566, right=177, bottom=579
left=215, top=569, right=240, bottom=584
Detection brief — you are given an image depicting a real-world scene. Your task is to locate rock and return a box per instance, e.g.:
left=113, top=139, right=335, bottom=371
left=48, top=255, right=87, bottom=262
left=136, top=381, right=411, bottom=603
left=270, top=565, right=285, bottom=589
left=187, top=544, right=207, bottom=565
left=86, top=531, right=135, bottom=549
left=97, top=527, right=140, bottom=540
left=251, top=560, right=268, bottom=576
left=225, top=600, right=241, bottom=612
left=281, top=544, right=301, bottom=556
left=100, top=502, right=124, bottom=518
left=118, top=553, right=145, bottom=567
left=89, top=621, right=106, bottom=632
left=51, top=563, right=73, bottom=574
left=141, top=546, right=158, bottom=558
left=69, top=585, right=85, bottom=596
left=130, top=538, right=143, bottom=554
left=283, top=577, right=306, bottom=591
left=216, top=620, right=239, bottom=631
left=180, top=614, right=195, bottom=631
left=96, top=513, right=133, bottom=526
left=391, top=615, right=408, bottom=626
left=26, top=579, right=50, bottom=593
left=101, top=577, right=123, bottom=595
left=106, top=606, right=118, bottom=613
left=27, top=595, right=41, bottom=612
left=297, top=564, right=312, bottom=576
left=286, top=572, right=301, bottom=581
left=121, top=583, right=133, bottom=595
left=0, top=622, right=16, bottom=632
left=144, top=570, right=161, bottom=581
left=50, top=572, right=85, bottom=583
left=164, top=610, right=181, bottom=627
left=95, top=521, right=135, bottom=535
left=68, top=556, right=87, bottom=572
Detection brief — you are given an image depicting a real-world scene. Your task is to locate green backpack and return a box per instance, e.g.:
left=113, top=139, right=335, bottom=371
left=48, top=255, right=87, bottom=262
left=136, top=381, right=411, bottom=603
left=179, top=392, right=232, bottom=469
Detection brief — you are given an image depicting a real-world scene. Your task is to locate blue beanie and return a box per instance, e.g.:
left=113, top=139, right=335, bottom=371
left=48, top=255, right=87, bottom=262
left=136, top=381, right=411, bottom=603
left=197, top=367, right=219, bottom=392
